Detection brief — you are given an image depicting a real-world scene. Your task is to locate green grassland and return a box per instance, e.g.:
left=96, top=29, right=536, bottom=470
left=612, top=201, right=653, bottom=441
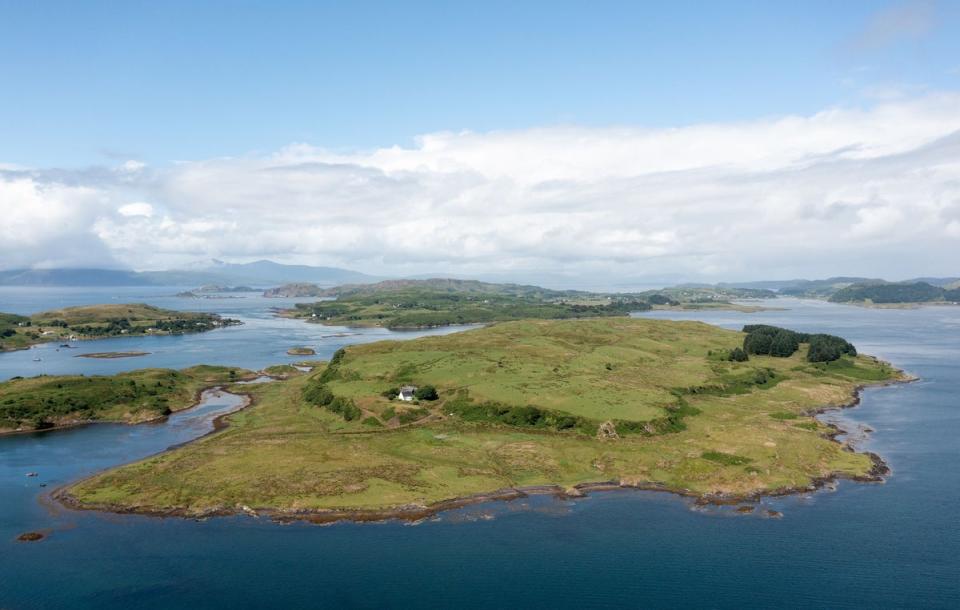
left=64, top=318, right=904, bottom=517
left=0, top=303, right=240, bottom=352
left=0, top=365, right=251, bottom=432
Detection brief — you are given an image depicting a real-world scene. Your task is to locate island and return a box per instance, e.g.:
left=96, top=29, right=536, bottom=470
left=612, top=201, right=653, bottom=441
left=0, top=365, right=252, bottom=433
left=277, top=279, right=776, bottom=330
left=76, top=351, right=151, bottom=359
left=176, top=285, right=260, bottom=298
left=0, top=303, right=242, bottom=352
left=54, top=317, right=906, bottom=521
left=286, top=347, right=316, bottom=356
left=828, top=281, right=960, bottom=307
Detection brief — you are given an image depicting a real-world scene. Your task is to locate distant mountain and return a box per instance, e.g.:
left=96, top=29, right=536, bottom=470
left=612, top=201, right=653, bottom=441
left=141, top=260, right=379, bottom=287
left=0, top=260, right=379, bottom=287
left=0, top=268, right=150, bottom=286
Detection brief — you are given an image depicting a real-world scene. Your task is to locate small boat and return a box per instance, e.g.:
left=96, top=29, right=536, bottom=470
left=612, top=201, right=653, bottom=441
left=32, top=357, right=42, bottom=362
left=26, top=472, right=38, bottom=477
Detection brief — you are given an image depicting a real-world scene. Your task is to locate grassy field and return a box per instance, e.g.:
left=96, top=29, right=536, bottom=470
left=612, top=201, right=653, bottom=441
left=64, top=318, right=904, bottom=516
left=0, top=303, right=240, bottom=352
left=0, top=365, right=252, bottom=432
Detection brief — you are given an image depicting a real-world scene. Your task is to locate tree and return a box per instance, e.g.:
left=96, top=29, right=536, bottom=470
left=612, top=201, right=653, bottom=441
left=728, top=347, right=749, bottom=362
left=744, top=332, right=773, bottom=355
left=414, top=385, right=439, bottom=401
left=769, top=330, right=799, bottom=357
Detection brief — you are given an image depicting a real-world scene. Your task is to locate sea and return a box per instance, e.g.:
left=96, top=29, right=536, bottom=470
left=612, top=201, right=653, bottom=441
left=0, top=288, right=957, bottom=609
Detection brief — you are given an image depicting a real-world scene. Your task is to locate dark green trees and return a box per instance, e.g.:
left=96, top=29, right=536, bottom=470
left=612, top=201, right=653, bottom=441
left=742, top=325, right=855, bottom=363
left=728, top=347, right=749, bottom=362
left=414, top=385, right=439, bottom=401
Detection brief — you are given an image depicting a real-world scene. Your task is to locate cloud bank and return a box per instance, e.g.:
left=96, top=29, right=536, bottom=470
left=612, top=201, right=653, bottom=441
left=2, top=93, right=959, bottom=284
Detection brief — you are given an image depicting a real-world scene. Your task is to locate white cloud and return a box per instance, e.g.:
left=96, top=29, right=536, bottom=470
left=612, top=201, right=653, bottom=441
left=117, top=202, right=154, bottom=217
left=3, top=93, right=960, bottom=282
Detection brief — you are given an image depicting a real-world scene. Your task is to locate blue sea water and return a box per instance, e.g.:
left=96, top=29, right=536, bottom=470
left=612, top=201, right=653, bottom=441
left=0, top=293, right=958, bottom=609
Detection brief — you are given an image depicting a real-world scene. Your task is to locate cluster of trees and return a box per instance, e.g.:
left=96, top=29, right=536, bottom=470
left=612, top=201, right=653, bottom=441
left=445, top=391, right=593, bottom=433
left=382, top=385, right=439, bottom=401
left=645, top=294, right=680, bottom=306
left=302, top=348, right=363, bottom=421
left=743, top=325, right=804, bottom=357
left=727, top=347, right=749, bottom=362
left=741, top=324, right=856, bottom=363
left=302, top=380, right=362, bottom=421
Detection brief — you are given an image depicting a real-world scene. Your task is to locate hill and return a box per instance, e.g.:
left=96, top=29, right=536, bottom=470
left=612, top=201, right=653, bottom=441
left=829, top=282, right=960, bottom=305
left=62, top=317, right=904, bottom=519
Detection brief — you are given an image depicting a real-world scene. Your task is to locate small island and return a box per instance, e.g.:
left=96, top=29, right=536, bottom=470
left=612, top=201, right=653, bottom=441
left=76, top=351, right=151, bottom=359
left=0, top=303, right=242, bottom=352
left=286, top=347, right=316, bottom=356
left=57, top=317, right=906, bottom=521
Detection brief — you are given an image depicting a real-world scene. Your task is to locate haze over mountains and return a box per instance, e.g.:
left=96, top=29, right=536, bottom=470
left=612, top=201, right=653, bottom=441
left=1, top=261, right=956, bottom=296
left=0, top=260, right=377, bottom=287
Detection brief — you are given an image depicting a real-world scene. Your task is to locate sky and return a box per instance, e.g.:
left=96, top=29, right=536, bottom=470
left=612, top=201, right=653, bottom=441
left=1, top=0, right=959, bottom=284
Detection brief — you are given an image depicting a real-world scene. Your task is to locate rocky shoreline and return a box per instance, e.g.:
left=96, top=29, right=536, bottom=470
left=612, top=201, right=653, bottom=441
left=51, top=368, right=916, bottom=525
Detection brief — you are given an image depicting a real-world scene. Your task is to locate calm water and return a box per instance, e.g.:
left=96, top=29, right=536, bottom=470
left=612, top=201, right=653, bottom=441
left=1, top=294, right=958, bottom=608
left=0, top=287, right=472, bottom=379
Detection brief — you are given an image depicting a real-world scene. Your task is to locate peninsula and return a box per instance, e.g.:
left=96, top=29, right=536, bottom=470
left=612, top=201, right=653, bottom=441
left=0, top=365, right=252, bottom=433
left=0, top=303, right=241, bottom=352
left=57, top=317, right=905, bottom=520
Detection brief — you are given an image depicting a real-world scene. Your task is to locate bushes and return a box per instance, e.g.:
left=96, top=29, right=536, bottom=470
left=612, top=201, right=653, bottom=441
left=327, top=396, right=361, bottom=421
left=445, top=391, right=593, bottom=433
left=742, top=325, right=803, bottom=357
left=807, top=334, right=857, bottom=362
left=728, top=347, right=749, bottom=362
left=702, top=451, right=752, bottom=466
left=414, top=385, right=439, bottom=401
left=302, top=377, right=361, bottom=421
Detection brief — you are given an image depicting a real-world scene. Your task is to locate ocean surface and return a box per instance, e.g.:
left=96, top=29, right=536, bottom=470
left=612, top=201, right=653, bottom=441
left=1, top=291, right=958, bottom=609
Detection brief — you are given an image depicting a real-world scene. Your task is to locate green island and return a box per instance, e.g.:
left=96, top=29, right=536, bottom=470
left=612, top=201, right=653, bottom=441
left=0, top=365, right=252, bottom=432
left=280, top=279, right=775, bottom=329
left=286, top=347, right=316, bottom=356
left=77, top=351, right=151, bottom=359
left=55, top=317, right=906, bottom=521
left=828, top=281, right=960, bottom=306
left=0, top=303, right=241, bottom=352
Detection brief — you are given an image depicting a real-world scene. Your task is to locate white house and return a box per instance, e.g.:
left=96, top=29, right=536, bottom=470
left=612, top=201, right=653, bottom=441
left=398, top=385, right=418, bottom=401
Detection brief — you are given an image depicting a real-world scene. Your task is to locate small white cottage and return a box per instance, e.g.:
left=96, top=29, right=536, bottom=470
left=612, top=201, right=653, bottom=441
left=398, top=385, right=418, bottom=401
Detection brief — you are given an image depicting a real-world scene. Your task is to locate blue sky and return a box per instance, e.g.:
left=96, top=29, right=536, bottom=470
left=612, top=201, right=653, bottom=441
left=3, top=0, right=958, bottom=166
left=2, top=1, right=960, bottom=282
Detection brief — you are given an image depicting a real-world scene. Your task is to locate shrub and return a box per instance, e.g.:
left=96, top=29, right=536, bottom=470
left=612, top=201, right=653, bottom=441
left=414, top=385, right=439, bottom=401
left=702, top=451, right=752, bottom=466
left=728, top=347, right=749, bottom=362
